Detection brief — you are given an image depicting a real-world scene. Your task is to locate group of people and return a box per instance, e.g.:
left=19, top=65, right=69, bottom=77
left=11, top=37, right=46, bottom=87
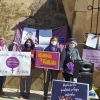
left=0, top=36, right=81, bottom=100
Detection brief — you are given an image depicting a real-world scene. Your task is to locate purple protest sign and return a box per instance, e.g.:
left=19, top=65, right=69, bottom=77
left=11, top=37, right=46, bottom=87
left=36, top=51, right=60, bottom=70
left=66, top=62, right=74, bottom=73
left=82, top=49, right=100, bottom=67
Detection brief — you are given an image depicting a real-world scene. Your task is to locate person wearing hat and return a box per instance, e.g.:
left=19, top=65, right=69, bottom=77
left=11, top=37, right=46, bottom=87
left=60, top=38, right=81, bottom=81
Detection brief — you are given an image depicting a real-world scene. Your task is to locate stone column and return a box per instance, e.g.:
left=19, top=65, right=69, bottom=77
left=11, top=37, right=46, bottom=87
left=62, top=0, right=75, bottom=29
left=73, top=0, right=100, bottom=88
left=72, top=0, right=88, bottom=56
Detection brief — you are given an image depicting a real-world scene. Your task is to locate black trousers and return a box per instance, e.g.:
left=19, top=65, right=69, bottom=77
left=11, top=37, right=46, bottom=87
left=63, top=72, right=73, bottom=81
left=0, top=76, right=6, bottom=91
left=44, top=69, right=58, bottom=97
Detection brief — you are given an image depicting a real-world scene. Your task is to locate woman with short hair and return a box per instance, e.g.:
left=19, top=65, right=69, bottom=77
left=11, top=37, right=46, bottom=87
left=60, top=38, right=81, bottom=81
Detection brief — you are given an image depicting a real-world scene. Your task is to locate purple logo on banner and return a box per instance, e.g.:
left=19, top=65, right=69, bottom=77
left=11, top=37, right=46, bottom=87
left=6, top=57, right=19, bottom=73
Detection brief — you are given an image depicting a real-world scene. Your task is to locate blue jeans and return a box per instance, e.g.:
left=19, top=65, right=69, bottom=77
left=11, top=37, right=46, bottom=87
left=0, top=76, right=6, bottom=91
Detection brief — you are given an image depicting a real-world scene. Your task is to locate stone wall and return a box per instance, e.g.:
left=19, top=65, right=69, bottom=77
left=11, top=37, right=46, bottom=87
left=0, top=0, right=67, bottom=90
left=63, top=0, right=100, bottom=88
left=86, top=0, right=100, bottom=88
left=0, top=0, right=67, bottom=44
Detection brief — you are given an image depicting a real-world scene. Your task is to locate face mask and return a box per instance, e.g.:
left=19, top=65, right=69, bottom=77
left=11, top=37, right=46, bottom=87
left=26, top=43, right=31, bottom=48
left=0, top=40, right=5, bottom=46
left=51, top=41, right=57, bottom=45
left=69, top=44, right=75, bottom=49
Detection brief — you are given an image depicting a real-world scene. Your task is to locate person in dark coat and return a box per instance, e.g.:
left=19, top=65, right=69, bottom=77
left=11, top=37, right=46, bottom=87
left=60, top=38, right=81, bottom=81
left=18, top=39, right=35, bottom=99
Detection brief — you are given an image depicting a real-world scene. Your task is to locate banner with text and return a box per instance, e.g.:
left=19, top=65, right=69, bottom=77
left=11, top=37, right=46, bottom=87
left=0, top=51, right=31, bottom=76
left=51, top=80, right=89, bottom=100
left=36, top=51, right=60, bottom=70
left=82, top=49, right=100, bottom=67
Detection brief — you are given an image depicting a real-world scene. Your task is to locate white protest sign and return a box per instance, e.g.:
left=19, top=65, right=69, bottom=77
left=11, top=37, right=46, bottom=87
left=0, top=51, right=31, bottom=76
left=39, top=30, right=52, bottom=45
left=86, top=33, right=98, bottom=48
left=21, top=27, right=36, bottom=44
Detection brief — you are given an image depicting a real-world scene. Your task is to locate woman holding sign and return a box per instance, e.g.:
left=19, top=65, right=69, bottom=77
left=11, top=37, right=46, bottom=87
left=60, top=38, right=81, bottom=81
left=0, top=36, right=8, bottom=95
left=43, top=36, right=61, bottom=100
left=18, top=39, right=35, bottom=99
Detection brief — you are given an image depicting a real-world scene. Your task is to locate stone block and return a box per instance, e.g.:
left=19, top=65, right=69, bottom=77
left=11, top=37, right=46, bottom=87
left=62, top=0, right=75, bottom=28
left=31, top=78, right=43, bottom=90
left=13, top=0, right=34, bottom=4
left=7, top=24, right=17, bottom=32
left=0, top=24, right=8, bottom=31
left=6, top=16, right=27, bottom=26
left=72, top=12, right=87, bottom=42
left=93, top=68, right=100, bottom=87
left=75, top=0, right=88, bottom=11
left=0, top=1, right=12, bottom=8
left=76, top=43, right=85, bottom=58
left=0, top=8, right=13, bottom=16
left=4, top=76, right=20, bottom=89
left=13, top=9, right=31, bottom=17
left=0, top=32, right=5, bottom=37
left=32, top=68, right=44, bottom=79
left=0, top=16, right=4, bottom=23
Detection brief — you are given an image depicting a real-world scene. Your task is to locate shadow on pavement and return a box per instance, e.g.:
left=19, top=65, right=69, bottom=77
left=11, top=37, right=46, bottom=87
left=0, top=91, right=44, bottom=100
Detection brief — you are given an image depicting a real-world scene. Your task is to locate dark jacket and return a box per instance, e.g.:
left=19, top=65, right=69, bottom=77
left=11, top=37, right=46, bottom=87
left=60, top=47, right=81, bottom=74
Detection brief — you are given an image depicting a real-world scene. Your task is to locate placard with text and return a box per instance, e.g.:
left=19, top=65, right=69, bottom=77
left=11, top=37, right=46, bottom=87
left=51, top=80, right=89, bottom=100
left=0, top=51, right=31, bottom=76
left=36, top=51, right=60, bottom=70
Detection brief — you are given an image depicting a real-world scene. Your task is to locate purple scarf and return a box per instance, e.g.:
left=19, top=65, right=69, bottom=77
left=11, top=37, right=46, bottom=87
left=48, top=44, right=58, bottom=52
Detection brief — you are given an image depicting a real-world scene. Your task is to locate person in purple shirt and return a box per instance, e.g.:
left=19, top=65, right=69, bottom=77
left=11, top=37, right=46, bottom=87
left=43, top=36, right=61, bottom=100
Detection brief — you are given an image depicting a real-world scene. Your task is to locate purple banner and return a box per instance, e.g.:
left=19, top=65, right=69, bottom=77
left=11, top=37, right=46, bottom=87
left=82, top=49, right=100, bottom=67
left=13, top=22, right=25, bottom=51
left=13, top=22, right=67, bottom=51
